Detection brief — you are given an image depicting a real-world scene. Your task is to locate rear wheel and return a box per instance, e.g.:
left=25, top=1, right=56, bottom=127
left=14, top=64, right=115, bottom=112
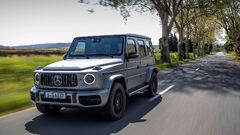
left=104, top=82, right=126, bottom=121
left=145, top=72, right=158, bottom=97
left=36, top=104, right=61, bottom=115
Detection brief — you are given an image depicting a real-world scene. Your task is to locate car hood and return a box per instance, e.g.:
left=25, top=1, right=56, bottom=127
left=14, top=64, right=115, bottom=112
left=43, top=58, right=123, bottom=71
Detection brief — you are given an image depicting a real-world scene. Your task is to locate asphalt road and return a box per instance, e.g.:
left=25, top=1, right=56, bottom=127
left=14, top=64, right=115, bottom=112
left=1, top=53, right=240, bottom=135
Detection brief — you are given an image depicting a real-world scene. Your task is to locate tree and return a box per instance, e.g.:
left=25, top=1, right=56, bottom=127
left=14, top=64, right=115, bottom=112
left=80, top=0, right=183, bottom=63
left=214, top=0, right=240, bottom=55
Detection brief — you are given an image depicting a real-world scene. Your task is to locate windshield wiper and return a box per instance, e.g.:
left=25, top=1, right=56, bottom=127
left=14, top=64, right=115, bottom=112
left=69, top=54, right=89, bottom=59
left=88, top=54, right=114, bottom=58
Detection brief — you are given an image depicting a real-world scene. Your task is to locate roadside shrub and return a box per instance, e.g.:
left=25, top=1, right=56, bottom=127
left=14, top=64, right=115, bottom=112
left=234, top=37, right=240, bottom=56
left=224, top=39, right=234, bottom=53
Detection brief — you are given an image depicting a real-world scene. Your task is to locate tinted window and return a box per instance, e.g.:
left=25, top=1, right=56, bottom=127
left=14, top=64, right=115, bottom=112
left=127, top=39, right=137, bottom=55
left=145, top=40, right=153, bottom=56
left=69, top=37, right=123, bottom=57
left=137, top=40, right=146, bottom=57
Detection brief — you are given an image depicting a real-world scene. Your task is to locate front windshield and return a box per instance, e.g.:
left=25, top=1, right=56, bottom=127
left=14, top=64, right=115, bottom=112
left=69, top=36, right=123, bottom=57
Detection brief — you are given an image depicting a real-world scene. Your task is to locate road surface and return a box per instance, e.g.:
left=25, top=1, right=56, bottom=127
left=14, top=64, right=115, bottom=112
left=1, top=53, right=240, bottom=135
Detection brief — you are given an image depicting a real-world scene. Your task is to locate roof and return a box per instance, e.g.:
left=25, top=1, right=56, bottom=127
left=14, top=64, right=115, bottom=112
left=75, top=33, right=151, bottom=40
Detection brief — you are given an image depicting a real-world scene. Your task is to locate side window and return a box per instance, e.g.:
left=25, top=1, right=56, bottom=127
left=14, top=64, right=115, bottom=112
left=127, top=39, right=137, bottom=55
left=145, top=40, right=153, bottom=56
left=137, top=40, right=146, bottom=57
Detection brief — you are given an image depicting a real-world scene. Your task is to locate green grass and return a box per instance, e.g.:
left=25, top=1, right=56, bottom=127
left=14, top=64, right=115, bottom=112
left=226, top=52, right=240, bottom=62
left=0, top=55, right=62, bottom=115
left=154, top=52, right=197, bottom=71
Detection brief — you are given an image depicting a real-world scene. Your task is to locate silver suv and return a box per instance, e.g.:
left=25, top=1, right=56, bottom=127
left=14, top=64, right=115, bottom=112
left=30, top=34, right=158, bottom=120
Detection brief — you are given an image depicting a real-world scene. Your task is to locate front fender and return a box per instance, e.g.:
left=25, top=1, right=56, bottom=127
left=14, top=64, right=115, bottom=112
left=103, top=74, right=126, bottom=90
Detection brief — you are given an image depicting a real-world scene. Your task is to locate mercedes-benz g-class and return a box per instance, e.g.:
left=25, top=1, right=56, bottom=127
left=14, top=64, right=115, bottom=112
left=30, top=34, right=158, bottom=120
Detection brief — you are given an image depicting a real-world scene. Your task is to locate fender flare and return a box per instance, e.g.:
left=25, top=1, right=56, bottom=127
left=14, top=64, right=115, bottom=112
left=145, top=66, right=158, bottom=83
left=103, top=74, right=127, bottom=90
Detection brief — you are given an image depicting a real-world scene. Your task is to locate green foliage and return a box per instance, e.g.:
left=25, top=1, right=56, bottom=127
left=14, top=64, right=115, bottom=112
left=224, top=39, right=234, bottom=53
left=154, top=51, right=197, bottom=71
left=0, top=55, right=62, bottom=115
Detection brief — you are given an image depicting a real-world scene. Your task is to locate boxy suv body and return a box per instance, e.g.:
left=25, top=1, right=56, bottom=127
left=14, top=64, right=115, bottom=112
left=30, top=34, right=158, bottom=120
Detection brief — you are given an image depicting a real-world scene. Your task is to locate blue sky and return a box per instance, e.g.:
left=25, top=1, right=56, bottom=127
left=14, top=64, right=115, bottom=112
left=0, top=0, right=162, bottom=46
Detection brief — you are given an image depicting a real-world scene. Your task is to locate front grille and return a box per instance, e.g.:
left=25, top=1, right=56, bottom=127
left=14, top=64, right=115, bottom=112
left=40, top=73, right=78, bottom=87
left=41, top=95, right=72, bottom=103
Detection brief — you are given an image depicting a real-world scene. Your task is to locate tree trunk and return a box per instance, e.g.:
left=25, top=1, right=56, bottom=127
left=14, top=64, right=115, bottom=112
left=178, top=34, right=184, bottom=61
left=175, top=21, right=184, bottom=61
left=159, top=33, right=170, bottom=63
left=159, top=14, right=171, bottom=63
left=193, top=43, right=196, bottom=58
left=185, top=40, right=190, bottom=59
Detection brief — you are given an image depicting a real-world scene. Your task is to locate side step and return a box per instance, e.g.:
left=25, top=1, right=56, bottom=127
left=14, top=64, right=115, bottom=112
left=128, top=85, right=149, bottom=96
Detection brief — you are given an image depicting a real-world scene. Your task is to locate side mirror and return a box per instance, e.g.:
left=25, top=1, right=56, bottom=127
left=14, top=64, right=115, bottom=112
left=127, top=53, right=138, bottom=59
left=63, top=54, right=67, bottom=60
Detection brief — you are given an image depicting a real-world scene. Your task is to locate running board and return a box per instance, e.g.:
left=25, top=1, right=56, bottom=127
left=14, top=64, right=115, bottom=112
left=129, top=85, right=149, bottom=96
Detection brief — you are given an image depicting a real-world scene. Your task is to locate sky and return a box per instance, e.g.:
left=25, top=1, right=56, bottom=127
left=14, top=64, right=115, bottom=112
left=0, top=0, right=162, bottom=46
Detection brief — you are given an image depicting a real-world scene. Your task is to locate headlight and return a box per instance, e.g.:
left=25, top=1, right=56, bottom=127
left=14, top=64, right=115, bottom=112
left=83, top=73, right=95, bottom=85
left=34, top=73, right=40, bottom=85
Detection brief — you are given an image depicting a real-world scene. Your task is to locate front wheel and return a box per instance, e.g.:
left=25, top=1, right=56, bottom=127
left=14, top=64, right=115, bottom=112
left=145, top=72, right=158, bottom=97
left=36, top=104, right=61, bottom=115
left=104, top=82, right=126, bottom=121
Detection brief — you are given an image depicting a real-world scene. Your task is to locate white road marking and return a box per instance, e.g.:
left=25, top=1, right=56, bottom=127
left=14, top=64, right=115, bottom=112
left=149, top=84, right=175, bottom=101
left=0, top=107, right=35, bottom=119
left=195, top=68, right=200, bottom=71
left=158, top=84, right=175, bottom=95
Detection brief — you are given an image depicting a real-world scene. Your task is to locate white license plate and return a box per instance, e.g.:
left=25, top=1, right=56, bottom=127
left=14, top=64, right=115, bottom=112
left=44, top=92, right=66, bottom=99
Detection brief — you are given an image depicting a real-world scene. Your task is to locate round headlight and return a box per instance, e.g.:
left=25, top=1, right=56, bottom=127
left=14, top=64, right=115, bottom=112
left=83, top=73, right=95, bottom=85
left=35, top=73, right=40, bottom=85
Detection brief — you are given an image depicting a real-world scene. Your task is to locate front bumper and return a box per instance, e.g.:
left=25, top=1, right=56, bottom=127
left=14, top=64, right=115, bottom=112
left=30, top=87, right=110, bottom=108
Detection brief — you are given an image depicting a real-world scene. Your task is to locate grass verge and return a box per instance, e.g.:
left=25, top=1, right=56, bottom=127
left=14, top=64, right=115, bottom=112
left=154, top=52, right=197, bottom=71
left=0, top=55, right=62, bottom=116
left=226, top=52, right=240, bottom=63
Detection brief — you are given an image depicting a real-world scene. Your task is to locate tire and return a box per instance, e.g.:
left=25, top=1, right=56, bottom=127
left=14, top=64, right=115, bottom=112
left=104, top=82, right=126, bottom=121
left=145, top=72, right=158, bottom=97
left=36, top=104, right=61, bottom=115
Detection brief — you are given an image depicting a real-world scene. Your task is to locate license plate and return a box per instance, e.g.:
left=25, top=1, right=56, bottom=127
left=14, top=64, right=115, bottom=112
left=44, top=92, right=66, bottom=99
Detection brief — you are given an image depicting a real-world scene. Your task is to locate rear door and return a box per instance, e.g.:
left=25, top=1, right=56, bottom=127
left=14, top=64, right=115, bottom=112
left=125, top=38, right=142, bottom=91
left=137, top=39, right=148, bottom=84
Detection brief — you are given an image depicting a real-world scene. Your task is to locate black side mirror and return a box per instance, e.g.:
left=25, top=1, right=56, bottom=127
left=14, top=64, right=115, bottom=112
left=63, top=54, right=67, bottom=60
left=127, top=53, right=138, bottom=59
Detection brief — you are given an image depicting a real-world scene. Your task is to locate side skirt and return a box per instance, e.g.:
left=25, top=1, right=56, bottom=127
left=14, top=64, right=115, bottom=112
left=128, top=84, right=149, bottom=96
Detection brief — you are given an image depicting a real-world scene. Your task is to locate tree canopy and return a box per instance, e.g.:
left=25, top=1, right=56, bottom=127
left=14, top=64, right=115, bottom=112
left=79, top=0, right=240, bottom=59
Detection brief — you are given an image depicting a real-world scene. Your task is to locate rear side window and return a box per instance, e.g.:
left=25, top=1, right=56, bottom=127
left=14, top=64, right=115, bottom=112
left=137, top=40, right=146, bottom=57
left=145, top=40, right=153, bottom=56
left=127, top=39, right=137, bottom=55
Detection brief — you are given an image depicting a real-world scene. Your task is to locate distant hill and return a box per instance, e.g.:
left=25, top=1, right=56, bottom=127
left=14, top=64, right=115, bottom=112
left=13, top=43, right=71, bottom=49
left=0, top=45, right=6, bottom=48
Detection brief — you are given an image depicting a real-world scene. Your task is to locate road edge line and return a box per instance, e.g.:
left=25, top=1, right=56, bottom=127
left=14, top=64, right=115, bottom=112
left=0, top=107, right=36, bottom=119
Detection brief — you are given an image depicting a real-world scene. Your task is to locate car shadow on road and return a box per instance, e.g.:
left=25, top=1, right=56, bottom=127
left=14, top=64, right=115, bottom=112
left=25, top=94, right=162, bottom=135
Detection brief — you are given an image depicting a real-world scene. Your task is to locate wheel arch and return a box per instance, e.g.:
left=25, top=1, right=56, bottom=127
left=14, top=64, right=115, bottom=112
left=104, top=74, right=127, bottom=94
left=145, top=67, right=158, bottom=83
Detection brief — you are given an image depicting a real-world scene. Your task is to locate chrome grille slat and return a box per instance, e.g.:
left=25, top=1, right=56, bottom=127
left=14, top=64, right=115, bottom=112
left=40, top=73, right=78, bottom=87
